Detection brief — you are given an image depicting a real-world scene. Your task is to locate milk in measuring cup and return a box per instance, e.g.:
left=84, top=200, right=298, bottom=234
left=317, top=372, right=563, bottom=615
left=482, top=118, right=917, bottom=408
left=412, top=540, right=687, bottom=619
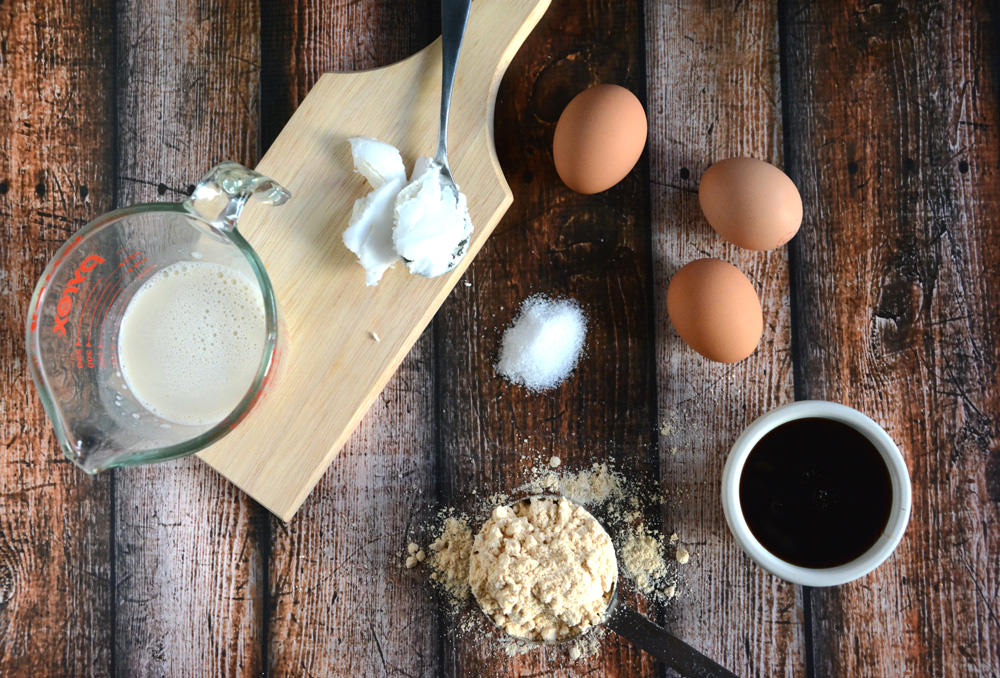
left=117, top=261, right=266, bottom=426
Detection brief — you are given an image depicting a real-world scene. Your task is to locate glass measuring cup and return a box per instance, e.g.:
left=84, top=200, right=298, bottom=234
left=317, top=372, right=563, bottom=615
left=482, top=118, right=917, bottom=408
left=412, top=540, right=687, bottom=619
left=25, top=162, right=289, bottom=473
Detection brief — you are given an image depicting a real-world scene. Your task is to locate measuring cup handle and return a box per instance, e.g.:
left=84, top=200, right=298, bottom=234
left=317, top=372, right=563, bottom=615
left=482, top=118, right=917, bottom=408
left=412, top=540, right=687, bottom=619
left=606, top=603, right=739, bottom=678
left=185, top=161, right=291, bottom=231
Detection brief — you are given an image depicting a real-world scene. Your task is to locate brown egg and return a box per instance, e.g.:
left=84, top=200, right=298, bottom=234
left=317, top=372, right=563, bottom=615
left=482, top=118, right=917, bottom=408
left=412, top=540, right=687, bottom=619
left=698, top=157, right=802, bottom=250
left=666, top=258, right=762, bottom=363
left=553, top=84, right=647, bottom=194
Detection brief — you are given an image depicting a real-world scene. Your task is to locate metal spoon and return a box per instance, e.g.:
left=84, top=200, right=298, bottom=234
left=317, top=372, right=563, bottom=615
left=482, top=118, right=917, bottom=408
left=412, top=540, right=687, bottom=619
left=428, top=0, right=473, bottom=273
left=473, top=496, right=738, bottom=677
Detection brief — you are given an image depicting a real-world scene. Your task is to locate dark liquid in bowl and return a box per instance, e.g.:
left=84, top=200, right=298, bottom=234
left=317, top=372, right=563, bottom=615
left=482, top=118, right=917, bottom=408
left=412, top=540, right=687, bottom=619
left=739, top=417, right=893, bottom=568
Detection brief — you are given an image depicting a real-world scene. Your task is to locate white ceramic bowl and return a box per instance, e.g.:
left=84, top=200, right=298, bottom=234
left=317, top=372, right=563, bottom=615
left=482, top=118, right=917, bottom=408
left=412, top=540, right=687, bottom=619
left=721, top=400, right=911, bottom=587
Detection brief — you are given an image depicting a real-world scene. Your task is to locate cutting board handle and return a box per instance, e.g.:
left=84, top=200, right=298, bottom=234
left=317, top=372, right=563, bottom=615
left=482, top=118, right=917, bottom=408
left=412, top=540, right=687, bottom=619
left=453, top=0, right=550, bottom=125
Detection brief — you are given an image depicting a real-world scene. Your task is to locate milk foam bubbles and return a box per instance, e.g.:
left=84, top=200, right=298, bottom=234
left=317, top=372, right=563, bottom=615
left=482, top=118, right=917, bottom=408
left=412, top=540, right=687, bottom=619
left=118, top=261, right=266, bottom=426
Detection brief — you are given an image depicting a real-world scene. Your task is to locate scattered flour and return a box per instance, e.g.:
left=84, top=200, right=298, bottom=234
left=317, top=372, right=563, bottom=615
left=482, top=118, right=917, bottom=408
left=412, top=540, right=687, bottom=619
left=405, top=458, right=685, bottom=661
left=496, top=295, right=587, bottom=391
left=524, top=462, right=623, bottom=506
left=427, top=515, right=474, bottom=601
left=620, top=525, right=667, bottom=594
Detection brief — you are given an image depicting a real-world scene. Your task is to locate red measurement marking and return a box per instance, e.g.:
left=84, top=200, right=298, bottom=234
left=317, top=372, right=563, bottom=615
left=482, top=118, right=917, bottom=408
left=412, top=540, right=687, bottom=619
left=101, top=265, right=154, bottom=369
left=86, top=257, right=152, bottom=365
left=30, top=235, right=87, bottom=332
left=77, top=251, right=141, bottom=340
left=29, top=283, right=46, bottom=332
left=51, top=253, right=105, bottom=337
left=50, top=235, right=83, bottom=272
left=79, top=253, right=145, bottom=350
left=86, top=276, right=125, bottom=352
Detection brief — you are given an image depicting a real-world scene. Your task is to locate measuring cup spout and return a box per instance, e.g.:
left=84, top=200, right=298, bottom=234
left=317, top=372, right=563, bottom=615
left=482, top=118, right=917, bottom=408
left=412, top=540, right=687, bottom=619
left=185, top=161, right=290, bottom=232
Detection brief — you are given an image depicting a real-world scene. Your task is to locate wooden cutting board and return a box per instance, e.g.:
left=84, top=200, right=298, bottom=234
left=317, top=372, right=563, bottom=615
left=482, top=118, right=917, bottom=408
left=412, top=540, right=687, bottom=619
left=198, top=0, right=550, bottom=521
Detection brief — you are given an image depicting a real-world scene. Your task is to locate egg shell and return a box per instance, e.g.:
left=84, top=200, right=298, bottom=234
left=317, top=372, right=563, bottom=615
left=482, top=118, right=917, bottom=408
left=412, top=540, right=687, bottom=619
left=666, top=258, right=763, bottom=363
left=698, top=157, right=803, bottom=251
left=552, top=84, right=647, bottom=194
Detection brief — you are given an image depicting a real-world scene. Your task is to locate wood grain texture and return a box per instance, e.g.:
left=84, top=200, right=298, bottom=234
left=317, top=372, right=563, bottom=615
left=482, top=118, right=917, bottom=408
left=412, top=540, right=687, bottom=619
left=0, top=1, right=115, bottom=675
left=782, top=1, right=1000, bottom=676
left=2, top=2, right=999, bottom=676
left=199, top=0, right=551, bottom=521
left=261, top=3, right=443, bottom=676
left=645, top=2, right=805, bottom=676
left=112, top=1, right=265, bottom=675
left=435, top=1, right=659, bottom=675
left=260, top=0, right=441, bottom=149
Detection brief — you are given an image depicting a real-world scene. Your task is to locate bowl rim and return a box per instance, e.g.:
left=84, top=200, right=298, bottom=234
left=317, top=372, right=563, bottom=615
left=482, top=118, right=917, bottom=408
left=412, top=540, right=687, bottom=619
left=720, top=400, right=912, bottom=587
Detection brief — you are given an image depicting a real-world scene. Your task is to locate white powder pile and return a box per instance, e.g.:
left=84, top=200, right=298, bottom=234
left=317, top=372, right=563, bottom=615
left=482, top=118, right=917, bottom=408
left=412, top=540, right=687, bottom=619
left=468, top=496, right=617, bottom=642
left=496, top=295, right=587, bottom=391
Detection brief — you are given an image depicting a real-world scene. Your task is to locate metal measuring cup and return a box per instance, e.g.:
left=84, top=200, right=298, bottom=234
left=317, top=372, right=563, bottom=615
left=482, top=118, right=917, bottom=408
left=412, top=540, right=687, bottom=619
left=470, top=495, right=738, bottom=677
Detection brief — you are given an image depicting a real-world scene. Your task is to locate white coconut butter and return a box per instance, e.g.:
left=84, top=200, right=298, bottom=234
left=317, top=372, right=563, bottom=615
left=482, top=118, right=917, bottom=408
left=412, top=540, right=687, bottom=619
left=345, top=138, right=473, bottom=285
left=343, top=138, right=406, bottom=286
left=393, top=157, right=473, bottom=278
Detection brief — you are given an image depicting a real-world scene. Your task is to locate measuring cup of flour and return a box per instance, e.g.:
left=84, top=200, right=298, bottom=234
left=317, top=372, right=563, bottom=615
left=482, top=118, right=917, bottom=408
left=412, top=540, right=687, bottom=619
left=26, top=161, right=289, bottom=473
left=470, top=495, right=736, bottom=677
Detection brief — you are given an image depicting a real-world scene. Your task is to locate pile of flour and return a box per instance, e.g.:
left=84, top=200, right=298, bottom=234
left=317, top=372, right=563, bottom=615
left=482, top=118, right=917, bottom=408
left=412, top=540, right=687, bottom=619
left=469, top=496, right=617, bottom=642
left=406, top=460, right=691, bottom=660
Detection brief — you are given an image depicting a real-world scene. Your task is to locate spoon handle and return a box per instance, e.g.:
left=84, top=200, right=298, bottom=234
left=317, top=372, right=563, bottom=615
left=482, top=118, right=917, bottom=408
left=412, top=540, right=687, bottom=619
left=436, top=0, right=473, bottom=164
left=606, top=603, right=738, bottom=678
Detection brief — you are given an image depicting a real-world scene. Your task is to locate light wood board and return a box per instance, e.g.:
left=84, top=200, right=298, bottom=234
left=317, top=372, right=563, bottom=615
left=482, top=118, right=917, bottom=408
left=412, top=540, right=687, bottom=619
left=198, top=0, right=551, bottom=520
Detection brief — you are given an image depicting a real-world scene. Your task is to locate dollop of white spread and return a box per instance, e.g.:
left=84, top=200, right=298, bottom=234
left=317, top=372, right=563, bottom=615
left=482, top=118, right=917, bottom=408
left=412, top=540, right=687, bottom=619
left=393, top=158, right=473, bottom=278
left=344, top=138, right=473, bottom=285
left=343, top=138, right=406, bottom=286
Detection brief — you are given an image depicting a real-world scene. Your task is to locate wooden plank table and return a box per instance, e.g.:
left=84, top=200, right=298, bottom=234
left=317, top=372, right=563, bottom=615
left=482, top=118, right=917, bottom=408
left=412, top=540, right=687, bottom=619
left=1, top=1, right=996, bottom=676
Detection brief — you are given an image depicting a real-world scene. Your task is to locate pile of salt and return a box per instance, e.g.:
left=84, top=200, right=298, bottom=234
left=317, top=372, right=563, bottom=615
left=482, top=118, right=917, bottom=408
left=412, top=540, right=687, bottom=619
left=496, top=295, right=587, bottom=391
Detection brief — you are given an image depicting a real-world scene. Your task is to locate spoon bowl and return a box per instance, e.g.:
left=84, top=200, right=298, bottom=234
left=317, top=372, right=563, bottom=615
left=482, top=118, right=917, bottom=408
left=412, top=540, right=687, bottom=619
left=424, top=0, right=473, bottom=274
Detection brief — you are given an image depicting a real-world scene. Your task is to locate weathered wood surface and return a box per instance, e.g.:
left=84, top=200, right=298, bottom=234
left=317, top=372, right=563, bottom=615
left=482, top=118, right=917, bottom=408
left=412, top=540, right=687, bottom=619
left=782, top=1, right=1000, bottom=676
left=1, top=0, right=998, bottom=676
left=260, top=2, right=443, bottom=676
left=111, top=1, right=266, bottom=676
left=646, top=2, right=805, bottom=676
left=200, top=0, right=550, bottom=520
left=435, top=1, right=659, bottom=676
left=0, top=1, right=115, bottom=675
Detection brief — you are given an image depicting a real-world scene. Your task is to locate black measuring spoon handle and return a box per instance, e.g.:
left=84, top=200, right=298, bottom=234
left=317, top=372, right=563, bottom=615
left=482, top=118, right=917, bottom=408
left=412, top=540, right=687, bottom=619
left=606, top=603, right=739, bottom=678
